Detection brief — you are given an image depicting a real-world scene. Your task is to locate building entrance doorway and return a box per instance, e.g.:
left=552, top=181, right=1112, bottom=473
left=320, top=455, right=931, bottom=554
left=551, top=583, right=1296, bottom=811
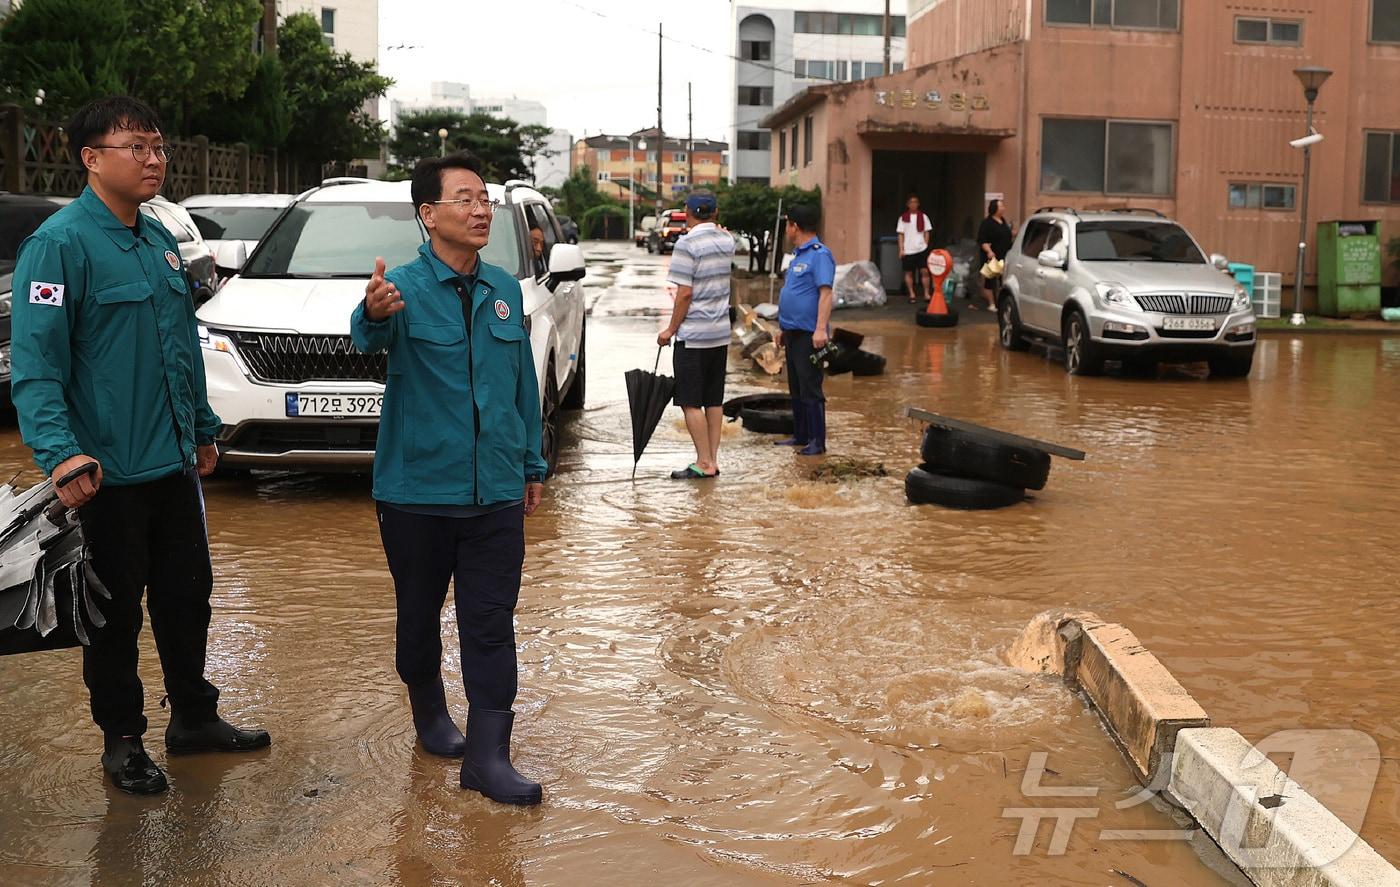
left=870, top=150, right=987, bottom=261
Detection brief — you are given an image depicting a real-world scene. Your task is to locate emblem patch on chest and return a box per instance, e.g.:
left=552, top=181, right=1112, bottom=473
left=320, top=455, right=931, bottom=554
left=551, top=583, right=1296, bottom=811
left=164, top=250, right=180, bottom=271
left=29, top=281, right=64, bottom=306
left=494, top=299, right=510, bottom=320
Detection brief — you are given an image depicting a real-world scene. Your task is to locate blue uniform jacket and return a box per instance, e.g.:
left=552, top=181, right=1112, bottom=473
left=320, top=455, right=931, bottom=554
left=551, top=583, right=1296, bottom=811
left=778, top=237, right=836, bottom=332
left=350, top=243, right=547, bottom=506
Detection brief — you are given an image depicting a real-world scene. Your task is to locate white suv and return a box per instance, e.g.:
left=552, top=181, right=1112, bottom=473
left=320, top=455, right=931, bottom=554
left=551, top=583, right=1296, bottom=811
left=996, top=208, right=1256, bottom=377
left=196, top=178, right=587, bottom=474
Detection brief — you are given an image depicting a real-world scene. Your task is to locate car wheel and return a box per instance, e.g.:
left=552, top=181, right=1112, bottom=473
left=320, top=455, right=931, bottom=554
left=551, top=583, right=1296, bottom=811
left=919, top=426, right=1051, bottom=491
left=1208, top=348, right=1255, bottom=379
left=998, top=294, right=1029, bottom=351
left=646, top=242, right=655, bottom=254
left=740, top=405, right=795, bottom=435
left=541, top=361, right=561, bottom=478
left=904, top=465, right=1026, bottom=509
left=1064, top=310, right=1105, bottom=376
left=561, top=322, right=586, bottom=410
left=915, top=308, right=959, bottom=328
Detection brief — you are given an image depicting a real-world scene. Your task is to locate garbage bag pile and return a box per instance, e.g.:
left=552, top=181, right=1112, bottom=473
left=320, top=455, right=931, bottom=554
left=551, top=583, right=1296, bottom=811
left=832, top=261, right=886, bottom=309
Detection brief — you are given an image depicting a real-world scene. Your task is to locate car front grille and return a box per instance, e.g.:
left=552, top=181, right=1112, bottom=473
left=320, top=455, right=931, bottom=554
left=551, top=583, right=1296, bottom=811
left=220, top=421, right=379, bottom=453
left=231, top=332, right=387, bottom=384
left=1134, top=294, right=1235, bottom=315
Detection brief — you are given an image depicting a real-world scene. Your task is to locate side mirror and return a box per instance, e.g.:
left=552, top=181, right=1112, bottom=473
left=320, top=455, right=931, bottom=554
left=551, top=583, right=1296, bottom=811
left=1210, top=253, right=1229, bottom=271
left=547, top=243, right=586, bottom=284
left=215, top=240, right=248, bottom=272
left=1038, top=249, right=1065, bottom=269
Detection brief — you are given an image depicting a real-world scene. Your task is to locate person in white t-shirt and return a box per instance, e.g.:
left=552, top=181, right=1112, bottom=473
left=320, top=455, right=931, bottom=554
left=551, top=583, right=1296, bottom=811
left=895, top=194, right=933, bottom=304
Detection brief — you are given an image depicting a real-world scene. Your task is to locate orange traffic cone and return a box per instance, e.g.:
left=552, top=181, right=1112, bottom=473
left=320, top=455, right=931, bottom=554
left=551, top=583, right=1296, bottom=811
left=916, top=250, right=958, bottom=328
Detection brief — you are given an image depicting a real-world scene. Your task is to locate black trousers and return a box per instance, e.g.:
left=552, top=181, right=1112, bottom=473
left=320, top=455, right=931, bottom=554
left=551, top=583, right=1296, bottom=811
left=782, top=329, right=826, bottom=402
left=78, top=468, right=220, bottom=737
left=376, top=503, right=525, bottom=711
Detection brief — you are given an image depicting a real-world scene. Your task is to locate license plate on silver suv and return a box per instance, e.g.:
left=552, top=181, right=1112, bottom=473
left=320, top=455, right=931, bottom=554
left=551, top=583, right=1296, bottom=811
left=1163, top=317, right=1217, bottom=332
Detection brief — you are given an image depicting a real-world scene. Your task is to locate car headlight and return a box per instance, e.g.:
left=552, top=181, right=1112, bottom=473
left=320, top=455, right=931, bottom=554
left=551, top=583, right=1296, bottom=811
left=198, top=324, right=237, bottom=355
left=1094, top=282, right=1136, bottom=309
left=0, top=293, right=11, bottom=319
left=1232, top=284, right=1251, bottom=312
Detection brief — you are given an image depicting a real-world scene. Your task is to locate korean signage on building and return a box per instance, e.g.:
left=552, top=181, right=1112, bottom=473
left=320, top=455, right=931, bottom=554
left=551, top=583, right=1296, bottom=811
left=874, top=89, right=991, bottom=112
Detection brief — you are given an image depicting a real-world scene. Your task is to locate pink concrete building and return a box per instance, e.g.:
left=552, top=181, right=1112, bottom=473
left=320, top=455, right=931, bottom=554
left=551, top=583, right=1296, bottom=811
left=762, top=0, right=1400, bottom=301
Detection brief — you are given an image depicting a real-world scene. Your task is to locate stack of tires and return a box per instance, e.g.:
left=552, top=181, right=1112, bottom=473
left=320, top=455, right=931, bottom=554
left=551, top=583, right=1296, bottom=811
left=724, top=393, right=795, bottom=435
left=822, top=342, right=887, bottom=377
left=905, top=426, right=1050, bottom=509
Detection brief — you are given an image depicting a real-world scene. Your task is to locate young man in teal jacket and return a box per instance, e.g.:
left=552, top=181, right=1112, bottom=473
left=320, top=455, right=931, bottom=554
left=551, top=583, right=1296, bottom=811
left=11, top=97, right=269, bottom=795
left=351, top=151, right=546, bottom=806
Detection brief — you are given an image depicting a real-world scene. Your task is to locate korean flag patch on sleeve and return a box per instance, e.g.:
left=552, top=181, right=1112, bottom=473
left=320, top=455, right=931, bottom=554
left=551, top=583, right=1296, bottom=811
left=29, top=281, right=65, bottom=306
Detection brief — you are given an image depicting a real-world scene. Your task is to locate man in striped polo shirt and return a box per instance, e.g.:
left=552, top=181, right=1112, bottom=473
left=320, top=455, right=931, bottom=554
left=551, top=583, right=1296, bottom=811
left=658, top=191, right=735, bottom=479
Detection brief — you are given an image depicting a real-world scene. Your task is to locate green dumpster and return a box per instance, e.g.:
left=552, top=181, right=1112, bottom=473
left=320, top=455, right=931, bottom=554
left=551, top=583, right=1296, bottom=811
left=1316, top=220, right=1382, bottom=316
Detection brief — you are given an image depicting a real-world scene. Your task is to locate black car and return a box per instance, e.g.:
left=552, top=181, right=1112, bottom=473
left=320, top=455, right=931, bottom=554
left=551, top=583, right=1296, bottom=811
left=557, top=214, right=580, bottom=244
left=0, top=194, right=64, bottom=408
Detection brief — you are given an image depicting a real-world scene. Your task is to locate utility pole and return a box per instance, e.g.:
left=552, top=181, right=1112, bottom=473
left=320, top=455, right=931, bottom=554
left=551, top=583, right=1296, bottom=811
left=687, top=82, right=694, bottom=192
left=882, top=0, right=891, bottom=74
left=262, top=0, right=278, bottom=54
left=656, top=24, right=664, bottom=218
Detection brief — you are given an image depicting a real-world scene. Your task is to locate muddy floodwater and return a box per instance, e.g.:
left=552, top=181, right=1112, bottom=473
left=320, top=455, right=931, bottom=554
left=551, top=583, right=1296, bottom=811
left=1, top=242, right=1398, bottom=886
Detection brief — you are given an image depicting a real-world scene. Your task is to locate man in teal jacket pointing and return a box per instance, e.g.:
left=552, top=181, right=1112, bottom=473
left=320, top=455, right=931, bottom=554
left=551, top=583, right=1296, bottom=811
left=351, top=150, right=546, bottom=805
left=11, top=97, right=269, bottom=795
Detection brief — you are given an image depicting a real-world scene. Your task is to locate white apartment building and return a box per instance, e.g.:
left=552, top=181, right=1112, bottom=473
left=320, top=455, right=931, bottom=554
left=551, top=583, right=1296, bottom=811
left=731, top=0, right=907, bottom=182
left=280, top=0, right=378, bottom=64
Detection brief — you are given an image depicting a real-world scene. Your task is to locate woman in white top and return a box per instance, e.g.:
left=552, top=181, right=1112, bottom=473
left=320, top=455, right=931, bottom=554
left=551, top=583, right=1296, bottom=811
left=896, top=194, right=933, bottom=304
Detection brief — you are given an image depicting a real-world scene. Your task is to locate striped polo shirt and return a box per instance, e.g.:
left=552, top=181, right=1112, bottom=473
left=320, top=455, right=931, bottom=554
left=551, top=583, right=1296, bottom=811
left=666, top=222, right=735, bottom=347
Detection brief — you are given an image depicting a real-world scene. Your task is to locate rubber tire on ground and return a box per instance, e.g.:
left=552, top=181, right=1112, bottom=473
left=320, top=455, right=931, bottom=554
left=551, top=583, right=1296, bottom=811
left=920, top=425, right=1051, bottom=491
left=1208, top=348, right=1255, bottom=379
left=915, top=308, right=959, bottom=328
left=850, top=350, right=886, bottom=376
left=997, top=293, right=1030, bottom=352
left=904, top=465, right=1026, bottom=510
left=723, top=393, right=791, bottom=419
left=561, top=322, right=586, bottom=410
left=1063, top=309, right=1105, bottom=376
left=740, top=406, right=795, bottom=435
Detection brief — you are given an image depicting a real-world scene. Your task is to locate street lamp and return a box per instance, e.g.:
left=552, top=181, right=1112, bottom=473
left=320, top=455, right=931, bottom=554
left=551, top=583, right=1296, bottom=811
left=1289, top=65, right=1332, bottom=326
left=437, top=127, right=449, bottom=158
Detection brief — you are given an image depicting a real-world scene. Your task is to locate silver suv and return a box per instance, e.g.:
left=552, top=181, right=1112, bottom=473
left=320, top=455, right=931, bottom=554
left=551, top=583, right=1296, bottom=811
left=997, top=209, right=1256, bottom=377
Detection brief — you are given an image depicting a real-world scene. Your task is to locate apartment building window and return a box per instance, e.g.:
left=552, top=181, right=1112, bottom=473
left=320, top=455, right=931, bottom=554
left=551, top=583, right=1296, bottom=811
left=673, top=152, right=687, bottom=163
left=738, top=86, right=774, bottom=106
left=597, top=171, right=611, bottom=182
left=738, top=130, right=771, bottom=151
left=1046, top=0, right=1179, bottom=31
left=1041, top=118, right=1174, bottom=195
left=803, top=115, right=814, bottom=166
left=596, top=150, right=611, bottom=163
left=1363, top=132, right=1400, bottom=203
left=778, top=130, right=787, bottom=171
left=1229, top=182, right=1296, bottom=210
left=1373, top=0, right=1400, bottom=42
left=795, top=12, right=905, bottom=37
left=789, top=124, right=798, bottom=169
left=321, top=7, right=336, bottom=48
left=1235, top=17, right=1302, bottom=45
left=741, top=39, right=772, bottom=61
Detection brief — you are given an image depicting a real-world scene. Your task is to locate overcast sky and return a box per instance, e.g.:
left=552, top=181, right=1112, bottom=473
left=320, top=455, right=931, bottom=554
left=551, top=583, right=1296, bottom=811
left=378, top=1, right=735, bottom=140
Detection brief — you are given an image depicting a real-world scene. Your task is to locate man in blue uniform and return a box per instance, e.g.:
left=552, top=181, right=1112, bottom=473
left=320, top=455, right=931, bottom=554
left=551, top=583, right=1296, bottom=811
left=11, top=97, right=269, bottom=795
left=774, top=204, right=835, bottom=456
left=352, top=150, right=546, bottom=806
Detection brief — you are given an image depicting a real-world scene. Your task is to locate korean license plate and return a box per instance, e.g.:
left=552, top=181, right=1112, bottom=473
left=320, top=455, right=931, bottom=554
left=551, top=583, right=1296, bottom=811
left=1163, top=316, right=1217, bottom=332
left=285, top=393, right=382, bottom=418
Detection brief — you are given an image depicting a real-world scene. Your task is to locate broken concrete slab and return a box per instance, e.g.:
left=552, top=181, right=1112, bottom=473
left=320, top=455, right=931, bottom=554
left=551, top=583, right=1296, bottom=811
left=1076, top=621, right=1210, bottom=785
left=1170, top=728, right=1400, bottom=887
left=1003, top=609, right=1104, bottom=678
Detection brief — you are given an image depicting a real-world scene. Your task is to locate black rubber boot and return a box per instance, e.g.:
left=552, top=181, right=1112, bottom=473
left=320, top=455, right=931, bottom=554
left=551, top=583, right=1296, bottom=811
left=102, top=735, right=168, bottom=795
left=165, top=712, right=271, bottom=755
left=407, top=680, right=466, bottom=758
left=459, top=709, right=542, bottom=806
left=798, top=400, right=827, bottom=456
left=772, top=400, right=809, bottom=447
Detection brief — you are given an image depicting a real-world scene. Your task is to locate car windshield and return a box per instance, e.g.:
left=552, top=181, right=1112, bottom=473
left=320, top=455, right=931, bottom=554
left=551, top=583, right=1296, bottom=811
left=1075, top=221, right=1206, bottom=264
left=242, top=202, right=522, bottom=278
left=187, top=206, right=285, bottom=241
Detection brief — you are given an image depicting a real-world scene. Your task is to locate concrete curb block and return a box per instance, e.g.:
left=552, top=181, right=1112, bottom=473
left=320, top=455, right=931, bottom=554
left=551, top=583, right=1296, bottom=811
left=1169, top=728, right=1400, bottom=887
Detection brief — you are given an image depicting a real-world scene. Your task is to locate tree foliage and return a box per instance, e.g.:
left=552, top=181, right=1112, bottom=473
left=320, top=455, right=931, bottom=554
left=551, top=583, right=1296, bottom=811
left=277, top=12, right=390, bottom=162
left=389, top=109, right=530, bottom=181
left=719, top=182, right=821, bottom=272
left=518, top=124, right=558, bottom=184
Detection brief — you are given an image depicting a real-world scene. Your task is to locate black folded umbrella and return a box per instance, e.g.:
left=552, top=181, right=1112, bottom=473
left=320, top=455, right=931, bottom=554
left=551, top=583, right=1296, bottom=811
left=624, top=347, right=676, bottom=479
left=0, top=466, right=110, bottom=656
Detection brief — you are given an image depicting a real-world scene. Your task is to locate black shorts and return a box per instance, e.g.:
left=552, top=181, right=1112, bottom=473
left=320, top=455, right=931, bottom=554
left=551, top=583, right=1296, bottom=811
left=902, top=249, right=930, bottom=272
left=673, top=342, right=727, bottom=408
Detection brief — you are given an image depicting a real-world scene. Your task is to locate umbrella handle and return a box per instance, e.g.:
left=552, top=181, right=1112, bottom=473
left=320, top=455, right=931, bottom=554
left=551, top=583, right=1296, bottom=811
left=653, top=346, right=663, bottom=375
